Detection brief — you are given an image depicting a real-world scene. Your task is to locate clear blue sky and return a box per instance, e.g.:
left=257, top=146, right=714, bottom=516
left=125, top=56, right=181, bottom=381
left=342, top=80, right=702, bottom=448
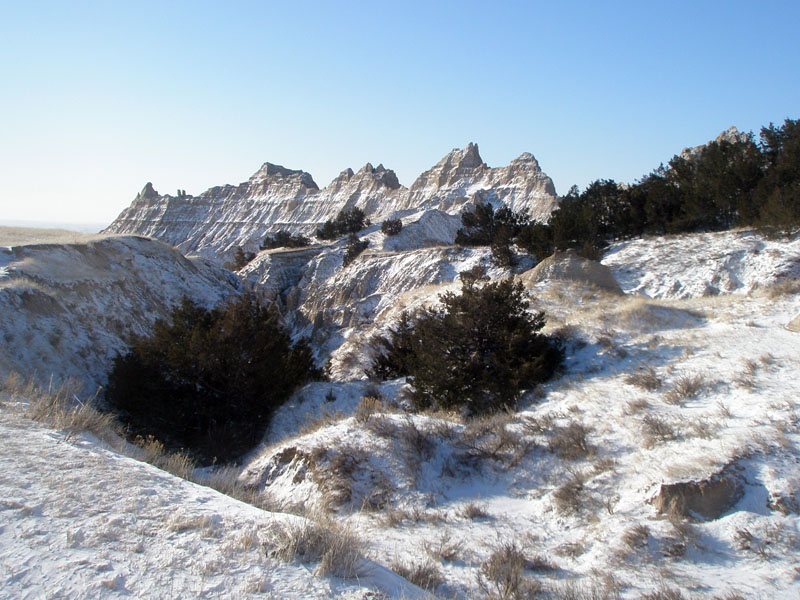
left=1, top=1, right=798, bottom=226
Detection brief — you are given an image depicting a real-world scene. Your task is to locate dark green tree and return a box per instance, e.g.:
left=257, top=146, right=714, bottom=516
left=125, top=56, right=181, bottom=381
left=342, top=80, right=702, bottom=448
left=316, top=207, right=369, bottom=240
left=343, top=234, right=369, bottom=266
left=381, top=218, right=403, bottom=236
left=261, top=230, right=311, bottom=249
left=105, top=294, right=319, bottom=464
left=370, top=279, right=563, bottom=415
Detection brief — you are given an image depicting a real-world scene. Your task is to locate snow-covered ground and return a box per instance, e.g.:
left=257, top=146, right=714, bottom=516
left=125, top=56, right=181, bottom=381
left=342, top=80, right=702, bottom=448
left=240, top=275, right=800, bottom=598
left=1, top=229, right=799, bottom=598
left=0, top=402, right=428, bottom=600
left=0, top=234, right=240, bottom=392
left=603, top=229, right=800, bottom=299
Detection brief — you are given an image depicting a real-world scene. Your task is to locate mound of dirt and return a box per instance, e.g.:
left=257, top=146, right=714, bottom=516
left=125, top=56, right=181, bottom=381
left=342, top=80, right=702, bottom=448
left=519, top=250, right=623, bottom=294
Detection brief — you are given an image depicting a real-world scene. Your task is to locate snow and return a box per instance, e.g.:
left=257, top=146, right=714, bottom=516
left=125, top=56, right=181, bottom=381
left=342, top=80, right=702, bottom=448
left=238, top=230, right=800, bottom=598
left=603, top=229, right=800, bottom=299
left=0, top=405, right=429, bottom=599
left=0, top=235, right=240, bottom=393
left=1, top=228, right=799, bottom=598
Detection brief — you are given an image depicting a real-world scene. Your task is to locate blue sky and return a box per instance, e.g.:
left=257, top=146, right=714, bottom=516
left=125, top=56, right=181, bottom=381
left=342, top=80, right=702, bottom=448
left=1, top=1, right=798, bottom=225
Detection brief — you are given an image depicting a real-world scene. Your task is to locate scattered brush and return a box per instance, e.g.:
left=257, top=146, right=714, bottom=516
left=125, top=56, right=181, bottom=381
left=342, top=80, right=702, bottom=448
left=354, top=394, right=384, bottom=424
left=622, top=524, right=650, bottom=550
left=310, top=443, right=368, bottom=510
left=764, top=279, right=800, bottom=299
left=457, top=412, right=530, bottom=468
left=554, top=471, right=587, bottom=515
left=548, top=421, right=592, bottom=460
left=460, top=502, right=491, bottom=520
left=554, top=542, right=584, bottom=558
left=664, top=374, right=706, bottom=404
left=759, top=352, right=777, bottom=368
left=550, top=578, right=617, bottom=600
left=380, top=506, right=446, bottom=528
left=625, top=366, right=663, bottom=392
left=390, top=558, right=446, bottom=591
left=477, top=540, right=543, bottom=600
left=687, top=418, right=716, bottom=439
left=265, top=517, right=364, bottom=578
left=641, top=415, right=677, bottom=448
left=423, top=530, right=464, bottom=562
left=640, top=587, right=687, bottom=600
left=134, top=436, right=196, bottom=480
left=661, top=517, right=697, bottom=558
left=521, top=413, right=555, bottom=435
left=733, top=528, right=753, bottom=551
left=624, top=397, right=650, bottom=416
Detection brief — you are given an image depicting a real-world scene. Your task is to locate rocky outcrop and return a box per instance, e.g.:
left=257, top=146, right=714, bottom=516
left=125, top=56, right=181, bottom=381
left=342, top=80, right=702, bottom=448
left=0, top=235, right=240, bottom=392
left=518, top=250, right=623, bottom=294
left=105, top=144, right=558, bottom=261
left=651, top=464, right=744, bottom=520
left=405, top=143, right=557, bottom=220
left=679, top=126, right=749, bottom=161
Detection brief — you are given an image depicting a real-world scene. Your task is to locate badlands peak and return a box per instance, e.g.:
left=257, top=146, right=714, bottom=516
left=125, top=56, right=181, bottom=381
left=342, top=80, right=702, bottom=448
left=105, top=143, right=559, bottom=259
left=248, top=162, right=319, bottom=190
left=679, top=126, right=750, bottom=161
left=138, top=182, right=159, bottom=201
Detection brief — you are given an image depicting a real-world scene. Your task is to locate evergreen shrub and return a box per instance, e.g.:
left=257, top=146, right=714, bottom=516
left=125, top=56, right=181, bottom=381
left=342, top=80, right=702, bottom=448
left=105, top=294, right=319, bottom=464
left=369, top=279, right=563, bottom=415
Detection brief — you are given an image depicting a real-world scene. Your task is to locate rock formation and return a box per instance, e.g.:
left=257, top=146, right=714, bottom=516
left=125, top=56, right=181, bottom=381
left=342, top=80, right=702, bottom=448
left=651, top=463, right=744, bottom=520
left=104, top=144, right=558, bottom=261
left=518, top=249, right=623, bottom=294
left=679, top=126, right=749, bottom=161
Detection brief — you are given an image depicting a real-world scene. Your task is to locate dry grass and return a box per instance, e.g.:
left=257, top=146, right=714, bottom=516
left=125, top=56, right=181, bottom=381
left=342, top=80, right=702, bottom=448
left=764, top=279, right=800, bottom=299
left=641, top=415, right=677, bottom=448
left=202, top=466, right=280, bottom=512
left=550, top=578, right=617, bottom=600
left=622, top=524, right=651, bottom=550
left=390, top=558, right=446, bottom=591
left=554, top=542, right=585, bottom=558
left=624, top=397, right=650, bottom=416
left=132, top=436, right=195, bottom=480
left=423, top=530, right=464, bottom=562
left=7, top=375, right=119, bottom=444
left=664, top=374, right=706, bottom=404
left=548, top=422, right=592, bottom=460
left=379, top=506, right=447, bottom=528
left=299, top=410, right=344, bottom=435
left=265, top=517, right=364, bottom=578
left=354, top=394, right=384, bottom=424
left=640, top=587, right=686, bottom=600
left=0, top=225, right=103, bottom=246
left=310, top=443, right=369, bottom=510
left=458, top=413, right=531, bottom=468
left=168, top=513, right=220, bottom=535
left=554, top=472, right=587, bottom=515
left=461, top=502, right=490, bottom=520
left=477, top=540, right=543, bottom=600
left=625, top=366, right=663, bottom=391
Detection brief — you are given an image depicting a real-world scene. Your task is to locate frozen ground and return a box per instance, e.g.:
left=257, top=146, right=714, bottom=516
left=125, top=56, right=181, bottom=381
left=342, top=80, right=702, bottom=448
left=1, top=229, right=799, bottom=598
left=241, top=277, right=800, bottom=598
left=0, top=403, right=426, bottom=599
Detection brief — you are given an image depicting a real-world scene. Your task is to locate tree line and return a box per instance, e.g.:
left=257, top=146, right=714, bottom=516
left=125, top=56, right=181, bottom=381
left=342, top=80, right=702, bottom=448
left=457, top=118, right=800, bottom=262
